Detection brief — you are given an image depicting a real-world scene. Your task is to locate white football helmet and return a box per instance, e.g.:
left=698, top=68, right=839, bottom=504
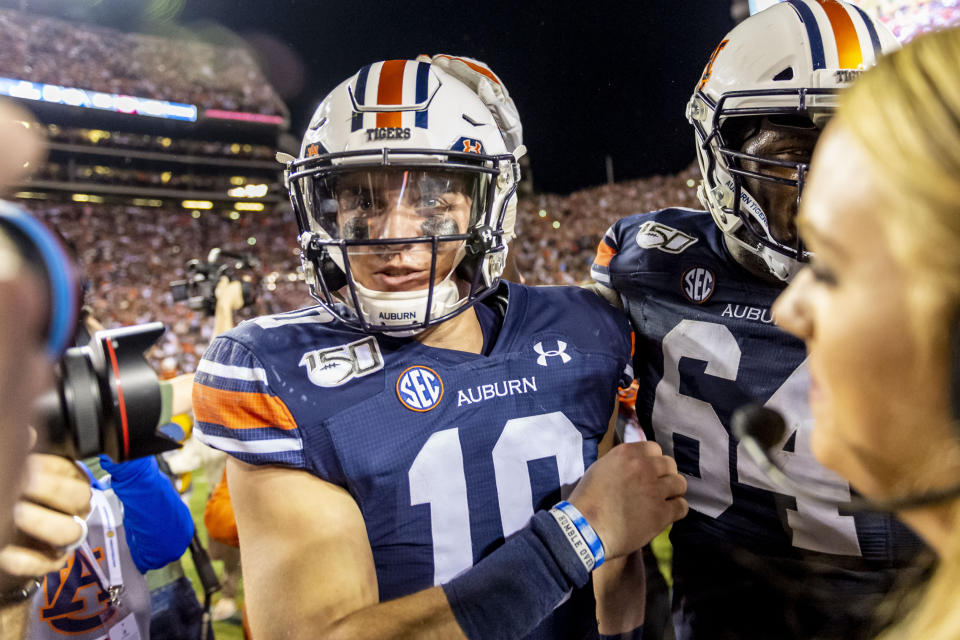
left=286, top=59, right=521, bottom=334
left=687, top=0, right=899, bottom=280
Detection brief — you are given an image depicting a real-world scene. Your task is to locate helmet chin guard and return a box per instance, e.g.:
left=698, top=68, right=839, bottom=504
left=350, top=278, right=461, bottom=337
left=287, top=59, right=521, bottom=334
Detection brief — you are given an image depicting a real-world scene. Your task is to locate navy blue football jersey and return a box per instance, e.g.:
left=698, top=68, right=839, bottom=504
left=194, top=282, right=633, bottom=639
left=592, top=208, right=923, bottom=639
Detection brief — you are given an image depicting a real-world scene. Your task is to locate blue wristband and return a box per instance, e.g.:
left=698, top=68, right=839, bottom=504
left=552, top=500, right=605, bottom=569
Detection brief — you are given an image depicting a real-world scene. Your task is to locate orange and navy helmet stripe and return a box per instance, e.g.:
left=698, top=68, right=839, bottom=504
left=818, top=0, right=863, bottom=68
left=351, top=60, right=433, bottom=132
left=785, top=0, right=882, bottom=70
left=351, top=64, right=369, bottom=131
left=414, top=62, right=430, bottom=128
left=849, top=4, right=883, bottom=58
left=375, top=59, right=405, bottom=129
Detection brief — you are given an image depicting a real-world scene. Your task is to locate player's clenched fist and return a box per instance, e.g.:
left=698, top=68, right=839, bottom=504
left=568, top=441, right=687, bottom=560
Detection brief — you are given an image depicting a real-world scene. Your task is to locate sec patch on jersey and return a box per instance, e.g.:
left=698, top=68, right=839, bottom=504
left=682, top=266, right=715, bottom=304
left=397, top=365, right=444, bottom=411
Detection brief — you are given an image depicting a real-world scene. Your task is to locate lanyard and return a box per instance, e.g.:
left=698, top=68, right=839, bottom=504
left=80, top=489, right=124, bottom=607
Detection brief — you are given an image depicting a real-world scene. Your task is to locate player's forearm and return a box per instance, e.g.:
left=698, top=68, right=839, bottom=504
left=317, top=587, right=465, bottom=640
left=251, top=509, right=594, bottom=640
left=594, top=549, right=646, bottom=635
left=247, top=558, right=461, bottom=640
left=167, top=372, right=195, bottom=415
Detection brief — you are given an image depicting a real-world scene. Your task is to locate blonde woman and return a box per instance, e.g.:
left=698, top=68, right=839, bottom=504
left=773, top=26, right=960, bottom=640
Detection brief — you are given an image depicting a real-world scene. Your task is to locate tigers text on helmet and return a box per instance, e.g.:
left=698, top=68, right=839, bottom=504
left=687, top=0, right=899, bottom=281
left=286, top=59, right=522, bottom=335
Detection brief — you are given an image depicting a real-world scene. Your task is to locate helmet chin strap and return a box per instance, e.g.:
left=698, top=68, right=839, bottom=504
left=719, top=180, right=803, bottom=283
left=758, top=245, right=803, bottom=282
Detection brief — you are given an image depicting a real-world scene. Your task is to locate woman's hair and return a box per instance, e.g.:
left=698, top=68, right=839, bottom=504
left=837, top=27, right=960, bottom=304
left=835, top=26, right=960, bottom=640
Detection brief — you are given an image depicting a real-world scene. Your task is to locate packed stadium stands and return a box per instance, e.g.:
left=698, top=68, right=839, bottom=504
left=0, top=8, right=286, bottom=116
left=514, top=166, right=700, bottom=285
left=46, top=125, right=277, bottom=160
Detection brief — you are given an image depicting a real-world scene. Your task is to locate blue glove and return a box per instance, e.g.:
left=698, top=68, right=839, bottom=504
left=99, top=455, right=194, bottom=573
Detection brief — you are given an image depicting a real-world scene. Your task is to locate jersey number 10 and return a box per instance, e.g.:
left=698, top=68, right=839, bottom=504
left=408, top=412, right=585, bottom=585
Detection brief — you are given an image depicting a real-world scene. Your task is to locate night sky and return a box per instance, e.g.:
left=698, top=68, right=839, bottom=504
left=11, top=0, right=735, bottom=193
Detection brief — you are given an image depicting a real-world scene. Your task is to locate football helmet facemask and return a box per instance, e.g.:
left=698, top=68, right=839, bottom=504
left=687, top=0, right=899, bottom=281
left=286, top=59, right=522, bottom=335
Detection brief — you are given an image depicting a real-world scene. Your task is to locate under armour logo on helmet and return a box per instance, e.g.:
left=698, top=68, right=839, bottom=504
left=534, top=340, right=571, bottom=367
left=462, top=139, right=482, bottom=154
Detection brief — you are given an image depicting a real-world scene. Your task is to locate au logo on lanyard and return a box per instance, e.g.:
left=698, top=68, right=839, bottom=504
left=397, top=366, right=444, bottom=412
left=39, top=547, right=113, bottom=633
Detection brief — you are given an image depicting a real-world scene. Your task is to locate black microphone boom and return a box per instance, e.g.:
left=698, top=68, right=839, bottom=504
left=732, top=404, right=960, bottom=513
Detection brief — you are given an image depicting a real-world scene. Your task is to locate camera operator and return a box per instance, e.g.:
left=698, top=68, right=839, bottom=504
left=2, top=305, right=192, bottom=640
left=0, top=100, right=93, bottom=639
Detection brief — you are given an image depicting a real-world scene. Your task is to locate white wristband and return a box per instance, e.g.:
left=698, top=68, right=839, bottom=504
left=548, top=504, right=600, bottom=572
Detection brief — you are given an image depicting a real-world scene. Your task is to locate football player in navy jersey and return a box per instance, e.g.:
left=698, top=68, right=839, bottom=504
left=591, top=3, right=925, bottom=639
left=193, top=58, right=687, bottom=640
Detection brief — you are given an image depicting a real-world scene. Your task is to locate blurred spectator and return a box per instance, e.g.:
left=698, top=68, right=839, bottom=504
left=204, top=470, right=250, bottom=635
left=866, top=0, right=960, bottom=42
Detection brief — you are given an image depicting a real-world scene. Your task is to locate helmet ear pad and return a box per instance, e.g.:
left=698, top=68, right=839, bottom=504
left=318, top=249, right=348, bottom=292
left=457, top=188, right=516, bottom=287
left=456, top=223, right=498, bottom=285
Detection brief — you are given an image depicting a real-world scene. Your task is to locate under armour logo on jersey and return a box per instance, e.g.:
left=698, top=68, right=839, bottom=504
left=534, top=340, right=572, bottom=366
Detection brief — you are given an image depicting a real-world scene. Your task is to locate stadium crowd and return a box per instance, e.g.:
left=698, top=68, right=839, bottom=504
left=47, top=125, right=277, bottom=161
left=0, top=9, right=285, bottom=116
left=514, top=165, right=699, bottom=285
left=31, top=162, right=281, bottom=195
left=869, top=0, right=960, bottom=41
left=20, top=200, right=305, bottom=374
left=17, top=166, right=698, bottom=375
